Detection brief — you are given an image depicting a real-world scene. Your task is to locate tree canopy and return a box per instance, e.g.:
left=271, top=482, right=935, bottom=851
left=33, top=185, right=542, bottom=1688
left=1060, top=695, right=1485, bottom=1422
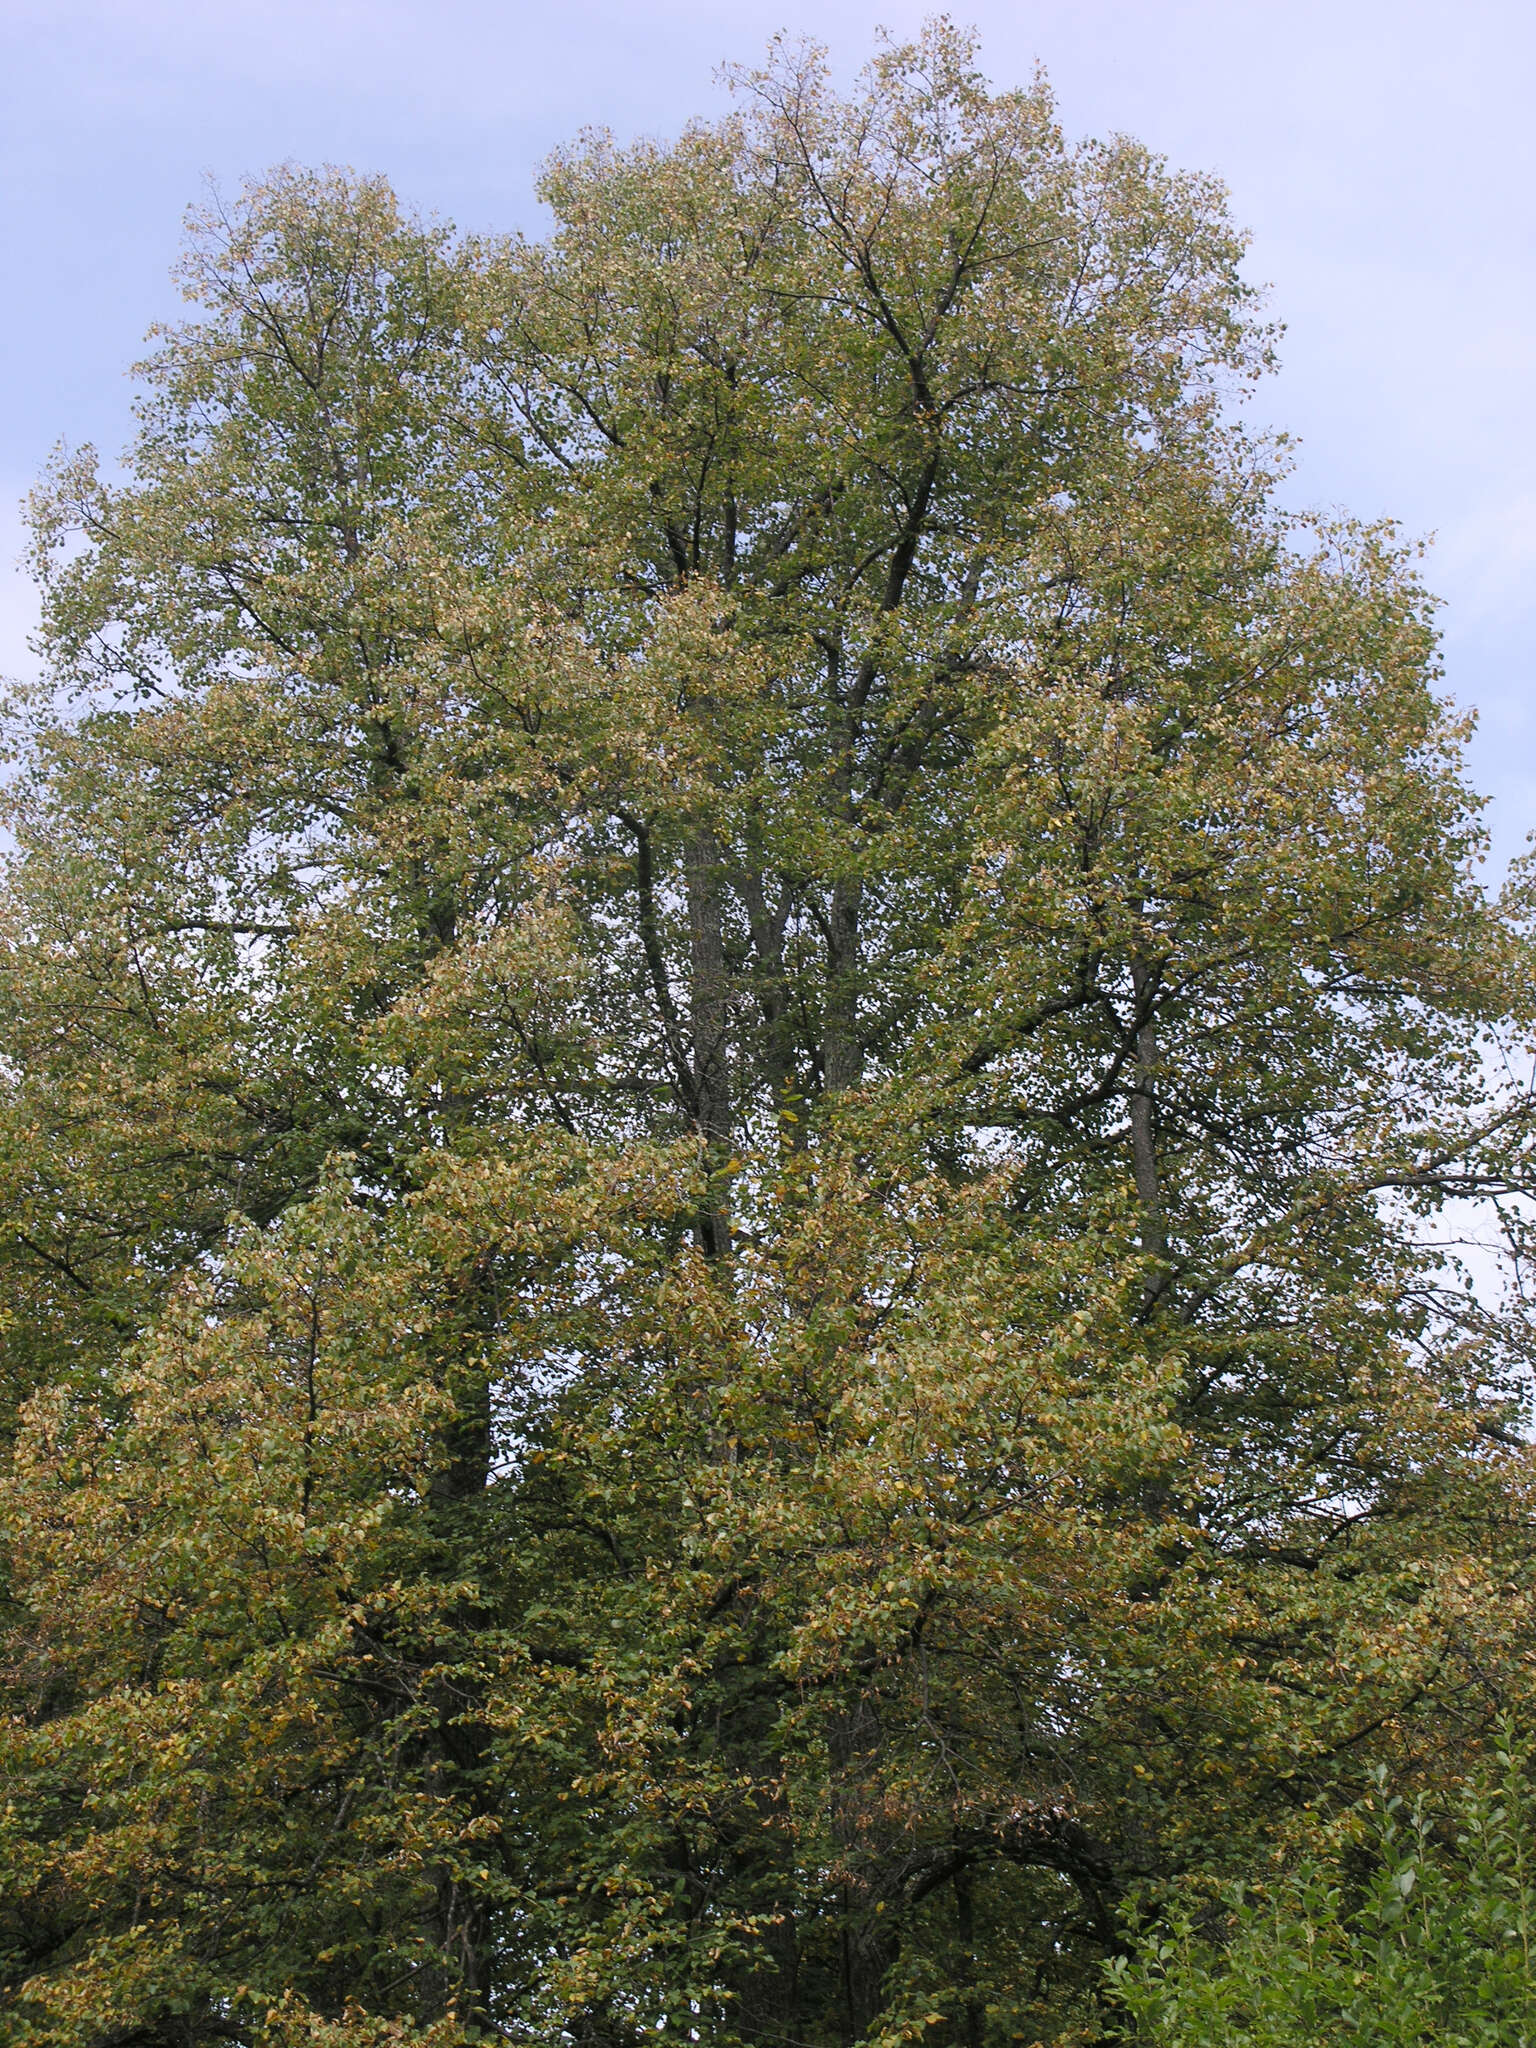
left=2, top=23, right=1535, bottom=2047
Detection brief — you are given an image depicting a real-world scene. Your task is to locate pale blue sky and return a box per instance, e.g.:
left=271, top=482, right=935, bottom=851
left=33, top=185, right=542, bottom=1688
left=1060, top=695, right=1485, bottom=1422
left=4, top=0, right=1532, bottom=864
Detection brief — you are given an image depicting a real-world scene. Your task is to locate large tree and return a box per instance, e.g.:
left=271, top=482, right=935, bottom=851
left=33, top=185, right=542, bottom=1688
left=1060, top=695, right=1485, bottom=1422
left=2, top=24, right=1535, bottom=2047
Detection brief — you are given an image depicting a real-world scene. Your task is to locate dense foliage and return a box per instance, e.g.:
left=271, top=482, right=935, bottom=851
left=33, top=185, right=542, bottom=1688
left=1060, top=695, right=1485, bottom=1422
left=2, top=23, right=1535, bottom=2046
left=1111, top=1730, right=1536, bottom=2046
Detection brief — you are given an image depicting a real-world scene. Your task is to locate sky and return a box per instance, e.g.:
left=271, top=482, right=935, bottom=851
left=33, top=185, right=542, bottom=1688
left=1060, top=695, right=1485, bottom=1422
left=3, top=0, right=1532, bottom=866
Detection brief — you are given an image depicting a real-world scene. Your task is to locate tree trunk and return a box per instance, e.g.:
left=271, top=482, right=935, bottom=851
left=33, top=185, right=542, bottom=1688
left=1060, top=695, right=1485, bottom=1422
left=1128, top=950, right=1169, bottom=1286
left=824, top=875, right=863, bottom=1093
left=686, top=830, right=732, bottom=1256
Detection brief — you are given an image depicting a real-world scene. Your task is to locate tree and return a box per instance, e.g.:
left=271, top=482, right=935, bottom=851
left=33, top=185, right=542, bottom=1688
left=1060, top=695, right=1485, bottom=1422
left=2, top=22, right=1535, bottom=2047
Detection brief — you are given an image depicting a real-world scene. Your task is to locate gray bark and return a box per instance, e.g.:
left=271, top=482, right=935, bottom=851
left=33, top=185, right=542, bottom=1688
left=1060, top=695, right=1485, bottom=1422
left=823, top=875, right=863, bottom=1093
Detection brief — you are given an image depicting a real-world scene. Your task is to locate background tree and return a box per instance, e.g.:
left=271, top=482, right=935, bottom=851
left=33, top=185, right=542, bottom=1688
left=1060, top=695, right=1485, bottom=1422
left=2, top=22, right=1535, bottom=2047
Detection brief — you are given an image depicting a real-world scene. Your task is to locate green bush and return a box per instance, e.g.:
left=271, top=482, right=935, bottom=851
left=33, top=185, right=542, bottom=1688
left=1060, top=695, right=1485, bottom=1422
left=1109, top=1734, right=1536, bottom=2046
